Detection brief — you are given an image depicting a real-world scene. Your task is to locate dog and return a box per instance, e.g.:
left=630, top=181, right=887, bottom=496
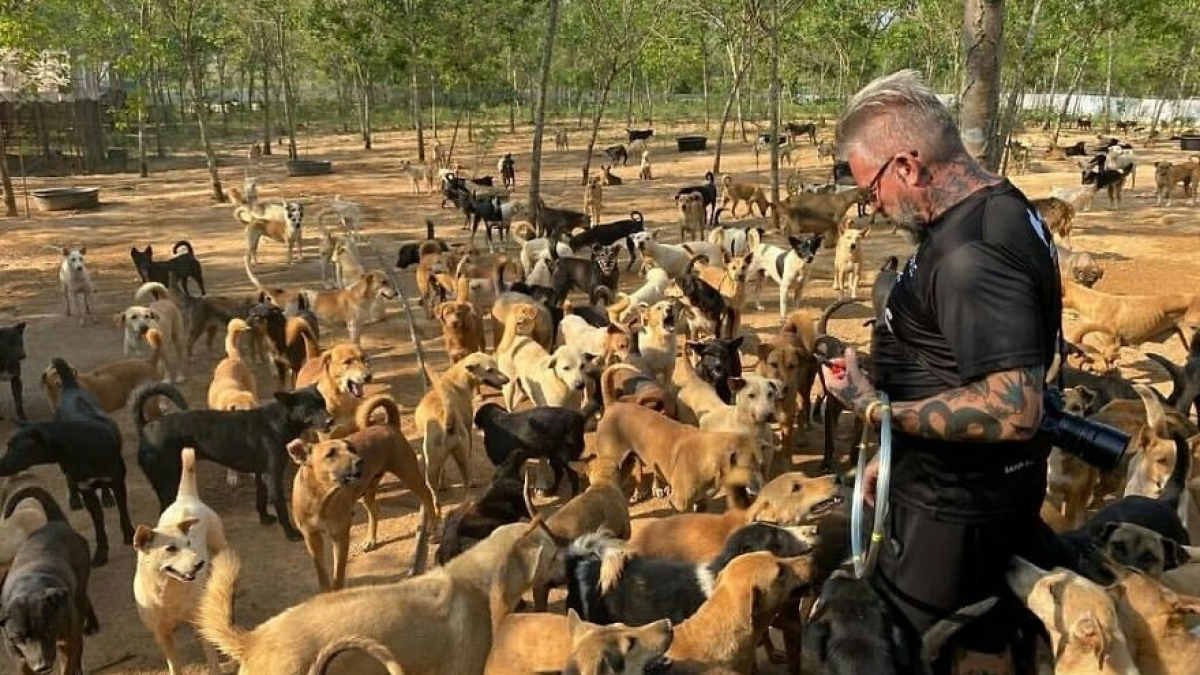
left=676, top=172, right=719, bottom=226
left=0, top=474, right=48, bottom=574
left=206, top=318, right=258, bottom=414
left=1062, top=280, right=1197, bottom=351
left=538, top=204, right=594, bottom=241
left=499, top=153, right=516, bottom=189
left=327, top=234, right=366, bottom=290
left=639, top=150, right=653, bottom=180
left=289, top=395, right=438, bottom=590
left=1032, top=197, right=1076, bottom=248
left=1082, top=158, right=1134, bottom=209
left=1107, top=567, right=1200, bottom=675
left=601, top=164, right=622, bottom=187
left=0, top=487, right=98, bottom=675
left=545, top=244, right=611, bottom=306
left=1150, top=343, right=1200, bottom=421
left=134, top=383, right=332, bottom=540
left=720, top=175, right=770, bottom=218
left=569, top=211, right=645, bottom=269
left=785, top=121, right=818, bottom=144
left=605, top=268, right=670, bottom=323
left=630, top=299, right=677, bottom=383
left=567, top=523, right=807, bottom=626
left=676, top=191, right=708, bottom=241
left=294, top=343, right=372, bottom=439
left=668, top=257, right=733, bottom=340
left=198, top=523, right=557, bottom=675
left=688, top=335, right=743, bottom=405
left=775, top=189, right=867, bottom=243
left=500, top=334, right=590, bottom=411
left=804, top=568, right=911, bottom=675
left=753, top=134, right=794, bottom=168
left=604, top=144, right=629, bottom=166
left=756, top=324, right=817, bottom=452
left=0, top=322, right=27, bottom=422
left=133, top=448, right=227, bottom=675
left=415, top=352, right=510, bottom=491
left=233, top=193, right=305, bottom=265
left=246, top=301, right=320, bottom=388
left=599, top=362, right=676, bottom=417
left=435, top=462, right=531, bottom=564
left=170, top=284, right=255, bottom=359
left=247, top=260, right=396, bottom=346
left=131, top=241, right=206, bottom=296
left=396, top=219, right=450, bottom=270
left=832, top=222, right=869, bottom=300
left=816, top=139, right=836, bottom=162
left=486, top=609, right=671, bottom=675
left=122, top=281, right=186, bottom=383
left=474, top=403, right=586, bottom=496
left=1154, top=159, right=1199, bottom=206
left=555, top=129, right=570, bottom=151
left=746, top=230, right=824, bottom=318
left=584, top=176, right=604, bottom=226
left=2, top=360, right=133, bottom=567
left=400, top=159, right=436, bottom=194
left=436, top=282, right=487, bottom=363
left=594, top=402, right=763, bottom=511
left=1058, top=242, right=1105, bottom=288
left=57, top=246, right=96, bottom=326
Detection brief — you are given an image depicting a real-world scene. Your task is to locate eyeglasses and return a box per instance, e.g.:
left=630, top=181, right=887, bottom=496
left=866, top=154, right=898, bottom=209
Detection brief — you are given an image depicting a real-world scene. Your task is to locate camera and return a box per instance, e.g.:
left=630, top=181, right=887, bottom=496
left=1039, top=388, right=1130, bottom=471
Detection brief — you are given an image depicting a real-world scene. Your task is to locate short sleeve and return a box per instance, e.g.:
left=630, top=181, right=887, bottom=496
left=932, top=242, right=1048, bottom=382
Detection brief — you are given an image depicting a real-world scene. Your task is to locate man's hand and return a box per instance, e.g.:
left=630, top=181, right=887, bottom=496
left=821, top=347, right=878, bottom=417
left=863, top=457, right=880, bottom=507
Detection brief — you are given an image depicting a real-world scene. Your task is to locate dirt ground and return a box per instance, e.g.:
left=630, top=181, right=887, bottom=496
left=1, top=120, right=1196, bottom=675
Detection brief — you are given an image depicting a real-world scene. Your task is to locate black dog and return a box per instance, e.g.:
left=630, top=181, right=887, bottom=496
left=675, top=172, right=718, bottom=226
left=785, top=121, right=818, bottom=145
left=869, top=256, right=900, bottom=326
left=1149, top=338, right=1200, bottom=419
left=130, top=241, right=206, bottom=296
left=676, top=255, right=733, bottom=341
left=246, top=302, right=320, bottom=387
left=604, top=144, right=629, bottom=166
left=0, top=487, right=98, bottom=675
left=464, top=195, right=509, bottom=250
left=567, top=522, right=808, bottom=626
left=500, top=153, right=516, bottom=189
left=569, top=211, right=645, bottom=270
left=804, top=569, right=911, bottom=675
left=435, top=457, right=531, bottom=565
left=591, top=244, right=621, bottom=291
left=688, top=335, right=743, bottom=404
left=134, top=383, right=333, bottom=541
left=473, top=403, right=586, bottom=496
left=0, top=321, right=27, bottom=421
left=1063, top=140, right=1088, bottom=157
left=548, top=243, right=610, bottom=306
left=396, top=220, right=450, bottom=269
left=538, top=205, right=591, bottom=240
left=627, top=128, right=654, bottom=145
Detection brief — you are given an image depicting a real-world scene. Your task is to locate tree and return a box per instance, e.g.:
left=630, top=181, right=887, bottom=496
left=529, top=0, right=561, bottom=223
left=960, top=0, right=1004, bottom=170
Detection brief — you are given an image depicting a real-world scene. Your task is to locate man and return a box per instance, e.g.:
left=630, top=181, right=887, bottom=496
left=823, top=70, right=1061, bottom=673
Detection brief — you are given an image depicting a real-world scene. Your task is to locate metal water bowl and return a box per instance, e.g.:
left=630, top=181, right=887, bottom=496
left=31, top=187, right=100, bottom=211
left=286, top=159, right=332, bottom=176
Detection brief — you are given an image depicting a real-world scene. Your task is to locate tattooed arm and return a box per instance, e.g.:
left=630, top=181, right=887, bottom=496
left=826, top=350, right=1044, bottom=443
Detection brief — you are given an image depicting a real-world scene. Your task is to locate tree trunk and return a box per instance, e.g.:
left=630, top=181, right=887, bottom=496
left=768, top=1, right=782, bottom=231
left=960, top=0, right=1005, bottom=169
left=1042, top=48, right=1062, bottom=130
left=186, top=56, right=225, bottom=202
left=260, top=27, right=272, bottom=156
left=626, top=67, right=635, bottom=125
left=643, top=71, right=653, bottom=124
left=509, top=50, right=517, bottom=134
left=529, top=0, right=561, bottom=225
left=1051, top=51, right=1091, bottom=146
left=1102, top=30, right=1115, bottom=131
left=276, top=15, right=298, bottom=160
left=336, top=64, right=348, bottom=133
left=412, top=57, right=425, bottom=159
left=431, top=75, right=438, bottom=139
left=0, top=122, right=16, bottom=217
left=712, top=55, right=750, bottom=176
left=581, top=67, right=619, bottom=184
left=701, top=27, right=711, bottom=131
left=996, top=0, right=1043, bottom=172
left=216, top=53, right=227, bottom=133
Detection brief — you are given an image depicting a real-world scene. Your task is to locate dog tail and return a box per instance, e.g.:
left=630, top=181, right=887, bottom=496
left=309, top=636, right=406, bottom=675
left=600, top=364, right=640, bottom=410
left=568, top=532, right=629, bottom=595
left=356, top=394, right=402, bottom=433
left=197, top=551, right=250, bottom=663
left=881, top=255, right=899, bottom=272
left=287, top=318, right=321, bottom=361
left=1161, top=433, right=1192, bottom=511
left=630, top=210, right=644, bottom=224
left=683, top=253, right=707, bottom=277
left=145, top=328, right=164, bottom=371
left=233, top=204, right=258, bottom=225
left=243, top=254, right=267, bottom=291
left=224, top=318, right=252, bottom=360
left=177, top=447, right=201, bottom=501
left=50, top=357, right=81, bottom=390
left=133, top=382, right=188, bottom=437
left=816, top=298, right=856, bottom=336
left=135, top=281, right=171, bottom=304
left=173, top=240, right=195, bottom=256
left=3, top=486, right=67, bottom=523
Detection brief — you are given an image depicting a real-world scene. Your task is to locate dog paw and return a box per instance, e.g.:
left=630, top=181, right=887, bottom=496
left=284, top=529, right=303, bottom=542
left=226, top=471, right=240, bottom=487
left=91, top=551, right=109, bottom=567
left=260, top=514, right=277, bottom=526
left=353, top=540, right=378, bottom=556
left=102, top=493, right=116, bottom=508
left=69, top=496, right=83, bottom=511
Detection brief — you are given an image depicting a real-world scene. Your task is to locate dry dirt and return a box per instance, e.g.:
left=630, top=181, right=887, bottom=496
left=0, top=121, right=1196, bottom=675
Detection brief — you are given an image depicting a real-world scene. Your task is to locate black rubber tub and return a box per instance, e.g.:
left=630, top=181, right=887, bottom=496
left=1181, top=135, right=1200, bottom=152
left=32, top=187, right=100, bottom=211
left=676, top=135, right=708, bottom=152
left=286, top=159, right=332, bottom=176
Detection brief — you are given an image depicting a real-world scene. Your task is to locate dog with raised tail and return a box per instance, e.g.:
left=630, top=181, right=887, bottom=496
left=232, top=189, right=305, bottom=265
left=133, top=447, right=227, bottom=675
left=122, top=282, right=186, bottom=383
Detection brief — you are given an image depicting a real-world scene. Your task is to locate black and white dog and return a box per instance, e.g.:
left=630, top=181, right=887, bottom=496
left=569, top=211, right=646, bottom=270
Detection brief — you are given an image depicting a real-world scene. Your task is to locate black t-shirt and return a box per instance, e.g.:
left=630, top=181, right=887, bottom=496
left=870, top=180, right=1061, bottom=523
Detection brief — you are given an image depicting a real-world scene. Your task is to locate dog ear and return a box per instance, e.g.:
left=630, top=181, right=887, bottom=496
left=546, top=355, right=558, bottom=370
left=147, top=310, right=159, bottom=321
left=728, top=335, right=745, bottom=350
left=13, top=322, right=25, bottom=335
left=1097, top=522, right=1123, bottom=544
left=606, top=324, right=624, bottom=336
left=133, top=524, right=156, bottom=551
left=176, top=518, right=200, bottom=535
left=286, top=438, right=310, bottom=466
left=685, top=341, right=704, bottom=358
left=756, top=343, right=773, bottom=361
left=61, top=247, right=70, bottom=257
left=1164, top=539, right=1191, bottom=570
left=729, top=377, right=747, bottom=392
left=115, top=312, right=127, bottom=327
left=1077, top=386, right=1098, bottom=412
left=79, top=246, right=87, bottom=255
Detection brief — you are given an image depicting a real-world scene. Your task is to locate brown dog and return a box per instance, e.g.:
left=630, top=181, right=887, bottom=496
left=584, top=176, right=604, bottom=225
left=676, top=192, right=707, bottom=241
left=1033, top=196, right=1077, bottom=248
left=492, top=293, right=554, bottom=351
left=414, top=352, right=510, bottom=490
left=295, top=343, right=373, bottom=439
left=207, top=319, right=258, bottom=412
left=436, top=278, right=486, bottom=362
left=720, top=175, right=770, bottom=218
left=485, top=609, right=672, bottom=675
left=1063, top=281, right=1197, bottom=350
left=1155, top=159, right=1200, bottom=207
left=289, top=395, right=439, bottom=590
left=774, top=189, right=867, bottom=246
left=41, top=338, right=160, bottom=413
left=594, top=402, right=764, bottom=512
left=599, top=363, right=676, bottom=417
left=309, top=271, right=397, bottom=345
left=1109, top=569, right=1200, bottom=675
left=756, top=317, right=819, bottom=451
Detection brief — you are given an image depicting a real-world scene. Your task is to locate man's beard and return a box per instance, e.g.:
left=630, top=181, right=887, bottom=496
left=888, top=199, right=930, bottom=245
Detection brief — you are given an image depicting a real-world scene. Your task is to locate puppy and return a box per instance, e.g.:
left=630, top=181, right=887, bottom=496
left=0, top=322, right=27, bottom=421
left=0, top=487, right=98, bottom=675
left=294, top=343, right=373, bottom=439
left=584, top=176, right=604, bottom=225
left=134, top=383, right=332, bottom=541
left=414, top=352, right=511, bottom=490
left=474, top=403, right=586, bottom=496
left=57, top=246, right=96, bottom=326
left=601, top=164, right=622, bottom=186
left=290, top=395, right=439, bottom=590
left=832, top=222, right=870, bottom=300
left=133, top=448, right=227, bottom=675
left=122, top=282, right=186, bottom=383
left=720, top=175, right=769, bottom=218
left=594, top=402, right=763, bottom=511
left=805, top=569, right=913, bottom=675
left=131, top=241, right=206, bottom=296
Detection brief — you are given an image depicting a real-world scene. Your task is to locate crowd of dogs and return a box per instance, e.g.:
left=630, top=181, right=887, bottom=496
left=1, top=125, right=1200, bottom=675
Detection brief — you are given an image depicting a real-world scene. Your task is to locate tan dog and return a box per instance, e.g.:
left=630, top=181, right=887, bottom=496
left=676, top=192, right=707, bottom=241
left=414, top=352, right=510, bottom=490
left=400, top=159, right=436, bottom=194
left=0, top=474, right=48, bottom=574
left=289, top=395, right=439, bottom=590
left=1154, top=159, right=1200, bottom=207
left=1109, top=568, right=1200, bottom=675
left=493, top=293, right=554, bottom=350
left=437, top=278, right=486, bottom=362
left=1008, top=558, right=1139, bottom=675
left=486, top=609, right=672, bottom=675
left=41, top=346, right=160, bottom=413
left=689, top=251, right=754, bottom=336
left=756, top=322, right=818, bottom=451
left=560, top=311, right=631, bottom=366
left=133, top=448, right=227, bottom=675
left=330, top=237, right=366, bottom=289
left=1045, top=387, right=1101, bottom=528
left=197, top=522, right=558, bottom=675
left=775, top=189, right=867, bottom=245
left=600, top=363, right=677, bottom=417
left=628, top=472, right=841, bottom=562
left=295, top=343, right=373, bottom=439
left=832, top=222, right=869, bottom=300
left=594, top=402, right=764, bottom=511
left=584, top=176, right=604, bottom=225
left=720, top=175, right=769, bottom=218
left=1063, top=281, right=1197, bottom=350
left=207, top=319, right=258, bottom=412
left=666, top=552, right=815, bottom=674
left=309, top=271, right=397, bottom=345
left=122, top=282, right=186, bottom=383
left=1033, top=196, right=1077, bottom=248
left=635, top=300, right=678, bottom=383
left=639, top=150, right=653, bottom=180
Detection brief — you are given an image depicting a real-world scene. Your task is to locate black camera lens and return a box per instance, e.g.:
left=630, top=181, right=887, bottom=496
left=1047, top=414, right=1129, bottom=472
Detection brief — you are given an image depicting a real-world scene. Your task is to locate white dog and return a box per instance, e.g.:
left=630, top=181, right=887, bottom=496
left=500, top=338, right=590, bottom=411
left=606, top=267, right=671, bottom=322
left=121, top=282, right=186, bottom=382
left=57, top=247, right=96, bottom=326
left=513, top=222, right=572, bottom=276
left=133, top=448, right=227, bottom=675
left=745, top=229, right=824, bottom=318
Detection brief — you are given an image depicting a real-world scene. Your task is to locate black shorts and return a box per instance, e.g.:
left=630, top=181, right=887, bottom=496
left=872, top=501, right=1065, bottom=669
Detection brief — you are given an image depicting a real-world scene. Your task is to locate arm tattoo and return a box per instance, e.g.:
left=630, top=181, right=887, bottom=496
left=891, top=366, right=1044, bottom=442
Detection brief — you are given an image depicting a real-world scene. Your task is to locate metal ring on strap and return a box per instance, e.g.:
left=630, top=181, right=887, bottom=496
left=851, top=392, right=892, bottom=579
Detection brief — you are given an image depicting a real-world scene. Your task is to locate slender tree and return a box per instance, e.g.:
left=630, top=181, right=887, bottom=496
left=529, top=0, right=561, bottom=225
